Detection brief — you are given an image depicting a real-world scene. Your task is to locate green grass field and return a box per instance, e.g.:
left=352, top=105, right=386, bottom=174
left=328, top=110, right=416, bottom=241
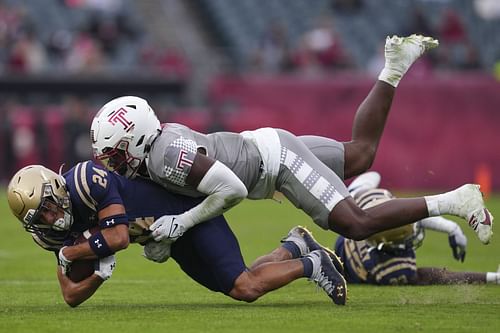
left=1, top=191, right=499, bottom=333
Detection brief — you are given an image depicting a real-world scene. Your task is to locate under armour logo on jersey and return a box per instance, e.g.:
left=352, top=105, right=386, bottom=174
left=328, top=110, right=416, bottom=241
left=176, top=150, right=193, bottom=170
left=105, top=219, right=115, bottom=226
left=95, top=239, right=103, bottom=248
left=108, top=108, right=134, bottom=132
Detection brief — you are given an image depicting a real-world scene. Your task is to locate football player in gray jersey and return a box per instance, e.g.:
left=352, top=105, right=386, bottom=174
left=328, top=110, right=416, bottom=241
left=90, top=35, right=493, bottom=250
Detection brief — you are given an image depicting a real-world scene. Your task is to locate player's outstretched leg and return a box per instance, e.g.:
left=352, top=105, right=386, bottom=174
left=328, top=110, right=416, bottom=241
left=230, top=249, right=346, bottom=304
left=425, top=184, right=493, bottom=244
left=249, top=226, right=345, bottom=273
left=327, top=184, right=492, bottom=246
left=344, top=34, right=439, bottom=179
left=282, top=226, right=344, bottom=275
left=304, top=250, right=347, bottom=305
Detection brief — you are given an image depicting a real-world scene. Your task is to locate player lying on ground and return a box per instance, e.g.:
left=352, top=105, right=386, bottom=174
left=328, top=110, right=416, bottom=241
left=334, top=171, right=500, bottom=285
left=90, top=34, right=493, bottom=253
left=7, top=161, right=346, bottom=307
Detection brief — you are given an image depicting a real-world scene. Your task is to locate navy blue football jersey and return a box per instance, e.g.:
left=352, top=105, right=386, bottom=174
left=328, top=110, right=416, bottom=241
left=334, top=236, right=417, bottom=285
left=64, top=160, right=204, bottom=242
left=63, top=160, right=245, bottom=293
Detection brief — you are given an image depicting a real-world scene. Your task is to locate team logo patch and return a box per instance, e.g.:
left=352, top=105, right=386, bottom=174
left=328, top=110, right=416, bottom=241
left=108, top=108, right=134, bottom=132
left=176, top=150, right=193, bottom=170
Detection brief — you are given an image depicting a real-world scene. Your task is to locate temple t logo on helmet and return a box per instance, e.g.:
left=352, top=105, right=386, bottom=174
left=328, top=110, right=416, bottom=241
left=108, top=107, right=134, bottom=132
left=91, top=96, right=161, bottom=179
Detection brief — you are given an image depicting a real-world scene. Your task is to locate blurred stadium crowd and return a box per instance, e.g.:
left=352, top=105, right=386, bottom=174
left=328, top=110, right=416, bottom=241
left=0, top=0, right=499, bottom=188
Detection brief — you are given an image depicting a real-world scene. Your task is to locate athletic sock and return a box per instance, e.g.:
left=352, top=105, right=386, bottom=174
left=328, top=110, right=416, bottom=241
left=301, top=257, right=314, bottom=278
left=281, top=242, right=302, bottom=259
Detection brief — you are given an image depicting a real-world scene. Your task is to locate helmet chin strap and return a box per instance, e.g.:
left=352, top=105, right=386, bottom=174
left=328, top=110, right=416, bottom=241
left=52, top=213, right=72, bottom=231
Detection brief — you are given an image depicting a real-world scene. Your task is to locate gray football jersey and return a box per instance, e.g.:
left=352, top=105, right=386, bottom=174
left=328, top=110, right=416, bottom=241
left=146, top=123, right=262, bottom=197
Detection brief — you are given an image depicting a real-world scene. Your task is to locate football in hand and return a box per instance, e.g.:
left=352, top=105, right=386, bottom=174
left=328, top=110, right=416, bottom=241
left=67, top=260, right=96, bottom=282
left=67, top=227, right=100, bottom=282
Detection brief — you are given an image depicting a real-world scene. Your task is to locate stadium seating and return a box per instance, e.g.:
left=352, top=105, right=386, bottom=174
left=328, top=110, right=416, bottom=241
left=194, top=0, right=500, bottom=71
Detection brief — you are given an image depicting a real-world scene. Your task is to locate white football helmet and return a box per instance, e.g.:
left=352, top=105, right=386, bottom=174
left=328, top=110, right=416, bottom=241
left=90, top=96, right=161, bottom=178
left=7, top=165, right=73, bottom=239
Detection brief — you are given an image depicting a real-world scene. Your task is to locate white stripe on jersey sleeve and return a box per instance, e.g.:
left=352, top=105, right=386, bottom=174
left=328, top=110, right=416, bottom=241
left=73, top=161, right=97, bottom=211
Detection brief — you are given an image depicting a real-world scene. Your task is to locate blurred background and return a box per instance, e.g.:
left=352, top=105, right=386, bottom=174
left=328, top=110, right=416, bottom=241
left=0, top=0, right=498, bottom=191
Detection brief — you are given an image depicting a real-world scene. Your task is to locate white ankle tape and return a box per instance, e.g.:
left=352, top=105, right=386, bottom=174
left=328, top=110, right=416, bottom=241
left=424, top=195, right=441, bottom=216
left=378, top=68, right=400, bottom=87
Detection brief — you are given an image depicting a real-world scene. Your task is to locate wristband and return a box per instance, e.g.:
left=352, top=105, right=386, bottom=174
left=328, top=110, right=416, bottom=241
left=99, top=214, right=129, bottom=229
left=88, top=231, right=114, bottom=258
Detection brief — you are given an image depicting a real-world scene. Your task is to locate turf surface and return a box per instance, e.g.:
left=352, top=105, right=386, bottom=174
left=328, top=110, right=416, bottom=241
left=1, top=192, right=499, bottom=332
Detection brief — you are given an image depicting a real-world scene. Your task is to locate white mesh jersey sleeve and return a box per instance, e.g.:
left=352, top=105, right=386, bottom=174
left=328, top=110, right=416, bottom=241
left=162, top=136, right=198, bottom=187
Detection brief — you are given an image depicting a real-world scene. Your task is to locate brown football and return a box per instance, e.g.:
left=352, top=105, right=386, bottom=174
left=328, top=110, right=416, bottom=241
left=67, top=260, right=96, bottom=282
left=67, top=226, right=100, bottom=282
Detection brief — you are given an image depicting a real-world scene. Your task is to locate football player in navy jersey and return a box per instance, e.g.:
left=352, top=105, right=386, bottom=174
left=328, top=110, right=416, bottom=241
left=334, top=171, right=500, bottom=286
left=7, top=161, right=346, bottom=307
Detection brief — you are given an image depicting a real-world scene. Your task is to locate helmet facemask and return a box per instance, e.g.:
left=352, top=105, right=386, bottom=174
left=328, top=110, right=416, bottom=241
left=31, top=229, right=67, bottom=252
left=95, top=139, right=153, bottom=178
left=367, top=225, right=417, bottom=252
left=95, top=140, right=144, bottom=178
left=23, top=181, right=73, bottom=238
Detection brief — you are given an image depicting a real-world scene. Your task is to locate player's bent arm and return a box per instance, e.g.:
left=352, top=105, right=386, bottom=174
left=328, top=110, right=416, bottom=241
left=420, top=216, right=467, bottom=261
left=61, top=202, right=129, bottom=261
left=97, top=203, right=130, bottom=250
left=182, top=154, right=248, bottom=228
left=62, top=224, right=129, bottom=261
left=57, top=267, right=103, bottom=307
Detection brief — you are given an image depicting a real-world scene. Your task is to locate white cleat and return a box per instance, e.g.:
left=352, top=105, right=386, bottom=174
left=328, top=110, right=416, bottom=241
left=379, top=34, right=439, bottom=87
left=469, top=207, right=493, bottom=245
left=449, top=184, right=493, bottom=244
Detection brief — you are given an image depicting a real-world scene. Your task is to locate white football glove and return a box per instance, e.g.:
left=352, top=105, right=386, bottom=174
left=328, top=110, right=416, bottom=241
left=94, top=255, right=116, bottom=281
left=143, top=239, right=173, bottom=263
left=448, top=225, right=467, bottom=262
left=58, top=246, right=72, bottom=275
left=150, top=214, right=187, bottom=242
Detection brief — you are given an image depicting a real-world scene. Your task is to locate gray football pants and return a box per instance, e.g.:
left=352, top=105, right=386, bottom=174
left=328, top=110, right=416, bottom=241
left=275, top=129, right=350, bottom=230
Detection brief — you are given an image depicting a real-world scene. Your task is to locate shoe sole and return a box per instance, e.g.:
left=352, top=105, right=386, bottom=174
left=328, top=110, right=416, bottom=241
left=465, top=185, right=493, bottom=244
left=471, top=208, right=493, bottom=244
